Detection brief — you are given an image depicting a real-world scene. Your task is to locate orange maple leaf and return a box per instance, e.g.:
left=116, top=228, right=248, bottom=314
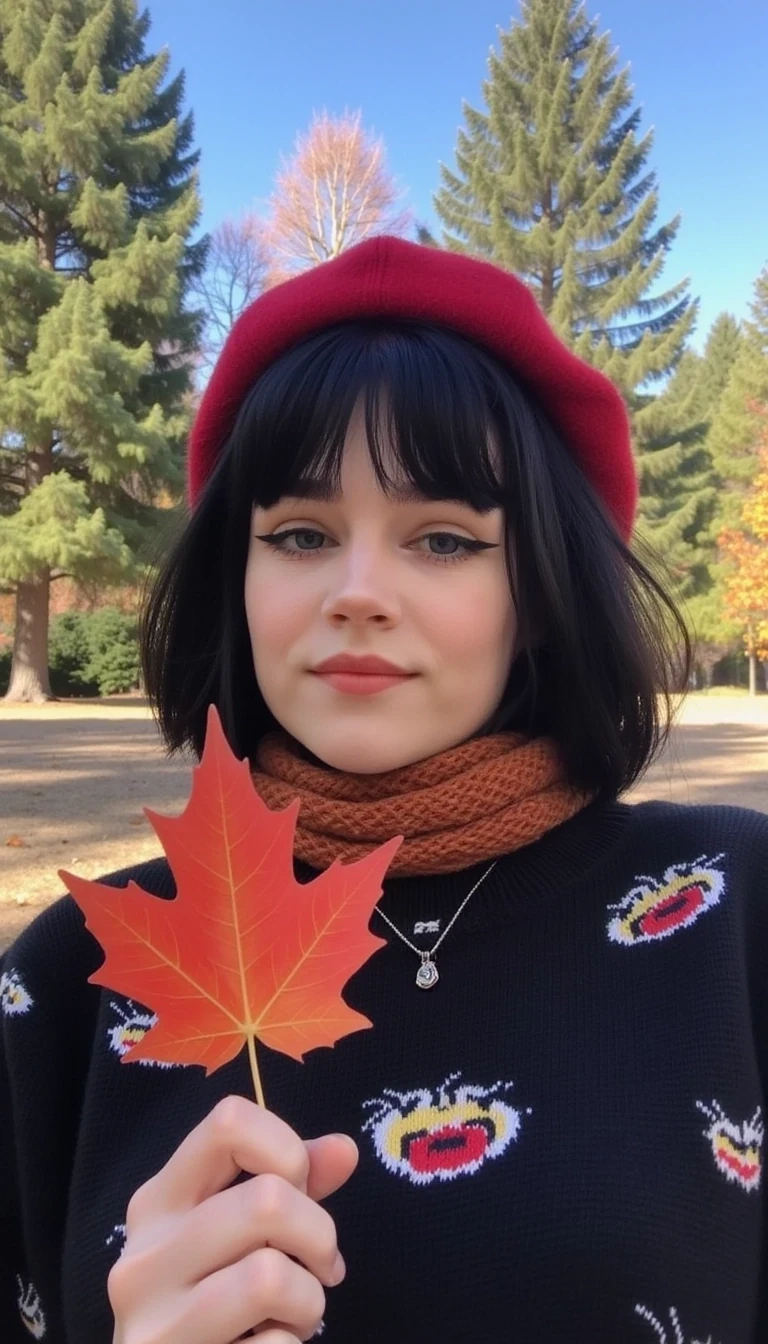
left=60, top=705, right=403, bottom=1106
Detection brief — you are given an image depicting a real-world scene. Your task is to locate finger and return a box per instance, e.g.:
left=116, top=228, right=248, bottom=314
left=144, top=1170, right=345, bottom=1293
left=241, top=1331, right=302, bottom=1343
left=182, top=1246, right=326, bottom=1344
left=304, top=1133, right=359, bottom=1203
left=127, top=1096, right=311, bottom=1229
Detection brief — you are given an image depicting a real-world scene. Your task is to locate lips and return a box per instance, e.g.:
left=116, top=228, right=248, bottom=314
left=712, top=1132, right=762, bottom=1190
left=312, top=654, right=412, bottom=676
left=634, top=883, right=705, bottom=938
left=715, top=1137, right=761, bottom=1185
left=310, top=655, right=417, bottom=697
left=403, top=1120, right=493, bottom=1174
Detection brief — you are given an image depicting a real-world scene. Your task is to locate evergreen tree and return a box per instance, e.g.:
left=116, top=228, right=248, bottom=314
left=0, top=0, right=205, bottom=701
left=664, top=313, right=744, bottom=667
left=684, top=270, right=768, bottom=679
left=664, top=313, right=742, bottom=424
left=434, top=0, right=694, bottom=383
left=432, top=0, right=715, bottom=606
left=706, top=267, right=768, bottom=527
left=663, top=348, right=704, bottom=418
left=698, top=313, right=743, bottom=418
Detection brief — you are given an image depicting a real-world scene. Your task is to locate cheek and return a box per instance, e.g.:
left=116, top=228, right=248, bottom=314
left=244, top=568, right=303, bottom=658
left=433, top=575, right=515, bottom=667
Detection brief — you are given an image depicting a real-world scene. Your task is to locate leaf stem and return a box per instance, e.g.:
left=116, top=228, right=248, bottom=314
left=247, top=1031, right=266, bottom=1107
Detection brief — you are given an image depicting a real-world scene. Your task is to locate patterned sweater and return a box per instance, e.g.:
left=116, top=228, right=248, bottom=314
left=2, top=796, right=768, bottom=1344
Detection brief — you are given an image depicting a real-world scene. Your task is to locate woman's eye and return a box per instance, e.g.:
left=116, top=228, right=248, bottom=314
left=254, top=528, right=330, bottom=556
left=413, top=532, right=494, bottom=563
left=419, top=532, right=464, bottom=556
left=286, top=529, right=326, bottom=551
left=254, top=527, right=494, bottom=564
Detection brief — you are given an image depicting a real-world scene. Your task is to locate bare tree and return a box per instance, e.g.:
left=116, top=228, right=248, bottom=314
left=189, top=215, right=273, bottom=377
left=264, top=110, right=413, bottom=283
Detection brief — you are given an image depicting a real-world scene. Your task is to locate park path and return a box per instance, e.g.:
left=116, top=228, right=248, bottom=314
left=1, top=694, right=766, bottom=954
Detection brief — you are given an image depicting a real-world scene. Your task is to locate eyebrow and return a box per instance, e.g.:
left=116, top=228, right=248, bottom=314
left=278, top=479, right=496, bottom=512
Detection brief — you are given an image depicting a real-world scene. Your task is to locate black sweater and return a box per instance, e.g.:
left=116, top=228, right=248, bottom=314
left=2, top=796, right=768, bottom=1343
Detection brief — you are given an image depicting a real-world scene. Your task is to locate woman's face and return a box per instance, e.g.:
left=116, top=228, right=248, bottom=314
left=244, top=401, right=517, bottom=773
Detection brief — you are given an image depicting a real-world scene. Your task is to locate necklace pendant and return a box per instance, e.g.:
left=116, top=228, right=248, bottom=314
left=416, top=954, right=439, bottom=989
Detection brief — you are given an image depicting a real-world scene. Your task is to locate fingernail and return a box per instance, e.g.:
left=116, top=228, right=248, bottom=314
left=330, top=1250, right=346, bottom=1285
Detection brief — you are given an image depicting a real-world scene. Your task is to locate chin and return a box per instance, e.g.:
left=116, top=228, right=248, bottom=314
left=299, top=728, right=439, bottom=775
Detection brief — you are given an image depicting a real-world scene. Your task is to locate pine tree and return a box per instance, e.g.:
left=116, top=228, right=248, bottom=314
left=434, top=0, right=694, bottom=381
left=665, top=313, right=744, bottom=672
left=0, top=0, right=205, bottom=701
left=698, top=313, right=743, bottom=418
left=664, top=313, right=742, bottom=424
left=706, top=267, right=768, bottom=528
left=432, top=0, right=715, bottom=606
left=663, top=348, right=704, bottom=418
left=684, top=270, right=768, bottom=683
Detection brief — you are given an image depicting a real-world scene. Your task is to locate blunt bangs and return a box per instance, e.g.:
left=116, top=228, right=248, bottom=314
left=226, top=319, right=507, bottom=515
left=140, top=318, right=692, bottom=803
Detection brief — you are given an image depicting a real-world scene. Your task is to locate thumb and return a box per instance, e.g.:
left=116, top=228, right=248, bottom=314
left=304, top=1132, right=359, bottom=1202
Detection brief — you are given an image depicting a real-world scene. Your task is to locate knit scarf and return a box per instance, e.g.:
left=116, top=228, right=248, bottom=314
left=251, top=730, right=598, bottom=877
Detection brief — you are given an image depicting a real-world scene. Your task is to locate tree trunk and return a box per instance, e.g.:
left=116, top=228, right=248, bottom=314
left=748, top=650, right=758, bottom=697
left=3, top=440, right=55, bottom=703
left=3, top=573, right=54, bottom=702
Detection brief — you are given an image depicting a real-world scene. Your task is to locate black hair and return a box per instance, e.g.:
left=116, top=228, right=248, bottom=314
left=139, top=318, right=692, bottom=801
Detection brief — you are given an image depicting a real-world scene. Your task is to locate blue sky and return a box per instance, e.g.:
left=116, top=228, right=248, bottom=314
left=145, top=0, right=768, bottom=352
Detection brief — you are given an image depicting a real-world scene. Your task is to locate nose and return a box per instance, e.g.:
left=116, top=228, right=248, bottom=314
left=320, top=541, right=401, bottom=627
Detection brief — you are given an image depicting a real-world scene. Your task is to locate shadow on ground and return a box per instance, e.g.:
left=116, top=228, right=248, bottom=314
left=1, top=714, right=766, bottom=954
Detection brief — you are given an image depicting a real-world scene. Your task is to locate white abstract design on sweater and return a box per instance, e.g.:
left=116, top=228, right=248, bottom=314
left=695, top=1098, right=763, bottom=1192
left=105, top=1222, right=127, bottom=1255
left=634, top=1302, right=718, bottom=1343
left=15, top=1275, right=46, bottom=1338
left=606, top=852, right=726, bottom=946
left=362, top=1071, right=531, bottom=1185
left=0, top=967, right=34, bottom=1016
left=106, top=998, right=183, bottom=1069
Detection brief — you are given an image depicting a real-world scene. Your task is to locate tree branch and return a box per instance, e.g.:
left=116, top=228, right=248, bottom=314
left=0, top=199, right=40, bottom=238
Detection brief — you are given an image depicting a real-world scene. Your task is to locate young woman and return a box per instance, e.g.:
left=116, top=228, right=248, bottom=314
left=2, top=236, right=767, bottom=1344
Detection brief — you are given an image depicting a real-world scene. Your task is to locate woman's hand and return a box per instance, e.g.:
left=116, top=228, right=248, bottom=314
left=108, top=1093, right=359, bottom=1344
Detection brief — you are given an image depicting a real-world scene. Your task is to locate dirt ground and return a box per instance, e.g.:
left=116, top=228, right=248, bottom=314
left=1, top=692, right=767, bottom=954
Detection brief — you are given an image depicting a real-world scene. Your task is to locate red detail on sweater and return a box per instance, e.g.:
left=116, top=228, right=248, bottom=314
left=638, top=885, right=704, bottom=937
left=407, top=1123, right=489, bottom=1173
left=718, top=1146, right=760, bottom=1182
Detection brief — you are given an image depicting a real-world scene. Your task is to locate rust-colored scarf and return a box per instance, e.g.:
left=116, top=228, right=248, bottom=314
left=251, top=730, right=597, bottom=877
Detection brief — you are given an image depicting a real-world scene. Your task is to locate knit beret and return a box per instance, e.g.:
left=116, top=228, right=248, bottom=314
left=187, top=235, right=636, bottom=541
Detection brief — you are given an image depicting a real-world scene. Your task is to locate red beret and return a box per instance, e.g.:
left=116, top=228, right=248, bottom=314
left=187, top=235, right=636, bottom=541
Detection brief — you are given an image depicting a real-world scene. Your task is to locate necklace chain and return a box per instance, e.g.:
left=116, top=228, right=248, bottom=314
left=373, top=860, right=497, bottom=988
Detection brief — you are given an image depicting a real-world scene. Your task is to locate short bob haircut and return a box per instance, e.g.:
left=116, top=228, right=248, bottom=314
left=140, top=318, right=692, bottom=802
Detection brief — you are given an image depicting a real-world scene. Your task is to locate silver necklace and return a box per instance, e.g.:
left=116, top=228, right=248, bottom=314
left=373, top=860, right=497, bottom=989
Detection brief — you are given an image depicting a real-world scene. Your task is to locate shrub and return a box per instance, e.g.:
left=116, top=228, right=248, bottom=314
left=0, top=607, right=140, bottom=696
left=49, top=612, right=99, bottom=695
left=81, top=607, right=140, bottom=695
